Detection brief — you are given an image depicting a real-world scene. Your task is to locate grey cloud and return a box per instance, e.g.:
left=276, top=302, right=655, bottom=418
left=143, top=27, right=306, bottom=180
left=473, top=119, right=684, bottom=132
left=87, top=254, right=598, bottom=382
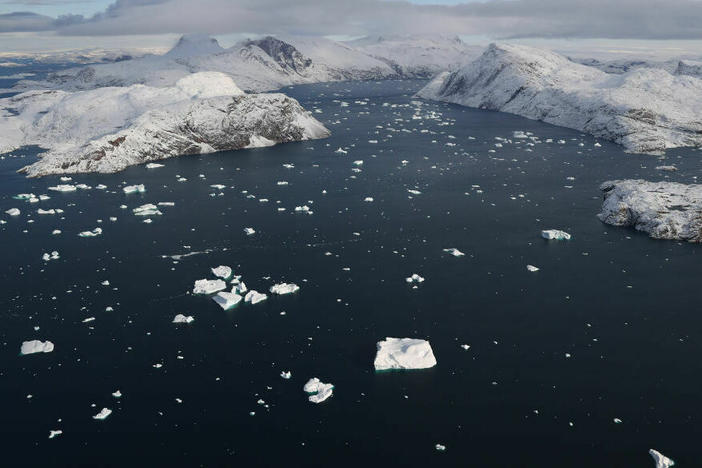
left=4, top=0, right=702, bottom=40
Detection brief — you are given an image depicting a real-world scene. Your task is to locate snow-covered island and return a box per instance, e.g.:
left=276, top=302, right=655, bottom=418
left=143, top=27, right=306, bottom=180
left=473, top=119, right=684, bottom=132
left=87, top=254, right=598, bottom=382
left=598, top=179, right=702, bottom=242
left=417, top=43, right=702, bottom=155
left=1, top=71, right=329, bottom=177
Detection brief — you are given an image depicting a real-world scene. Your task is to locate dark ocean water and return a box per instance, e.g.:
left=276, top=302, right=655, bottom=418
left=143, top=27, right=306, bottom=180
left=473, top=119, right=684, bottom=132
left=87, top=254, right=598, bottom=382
left=1, top=79, right=700, bottom=467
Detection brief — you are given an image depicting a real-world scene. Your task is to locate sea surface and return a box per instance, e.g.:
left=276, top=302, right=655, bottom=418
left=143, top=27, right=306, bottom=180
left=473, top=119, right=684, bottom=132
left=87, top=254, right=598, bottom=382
left=1, top=78, right=701, bottom=467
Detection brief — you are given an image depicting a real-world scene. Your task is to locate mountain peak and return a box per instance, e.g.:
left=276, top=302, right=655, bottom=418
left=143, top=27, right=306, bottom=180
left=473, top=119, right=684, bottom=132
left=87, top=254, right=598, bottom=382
left=166, top=34, right=224, bottom=58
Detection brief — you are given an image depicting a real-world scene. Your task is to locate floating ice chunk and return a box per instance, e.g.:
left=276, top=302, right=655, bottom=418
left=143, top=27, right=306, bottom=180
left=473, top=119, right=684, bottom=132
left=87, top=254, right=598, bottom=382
left=335, top=147, right=348, bottom=154
left=48, top=184, right=76, bottom=192
left=526, top=265, right=540, bottom=272
left=280, top=371, right=292, bottom=379
left=405, top=273, right=425, bottom=284
left=78, top=227, right=102, bottom=237
left=304, top=378, right=334, bottom=403
left=146, top=163, right=164, bottom=169
left=93, top=408, right=112, bottom=420
left=212, top=291, right=242, bottom=310
left=211, top=265, right=232, bottom=280
left=364, top=197, right=374, bottom=202
left=173, top=314, right=195, bottom=323
left=133, top=204, right=162, bottom=216
left=192, top=279, right=226, bottom=295
left=244, top=290, right=267, bottom=305
left=157, top=202, right=174, bottom=206
left=374, top=337, right=437, bottom=371
left=20, top=340, right=54, bottom=355
left=353, top=160, right=364, bottom=166
left=233, top=281, right=247, bottom=294
left=435, top=444, right=446, bottom=452
left=37, top=208, right=57, bottom=215
left=112, top=390, right=122, bottom=398
left=461, top=344, right=470, bottom=350
left=42, top=251, right=60, bottom=261
left=210, top=184, right=226, bottom=190
left=541, top=229, right=571, bottom=240
left=5, top=208, right=20, bottom=216
left=649, top=449, right=675, bottom=468
left=48, top=430, right=62, bottom=439
left=269, top=283, right=300, bottom=295
left=52, top=229, right=61, bottom=235
left=655, top=165, right=678, bottom=172
left=82, top=317, right=95, bottom=323
left=244, top=227, right=256, bottom=236
left=295, top=205, right=312, bottom=214
left=443, top=248, right=465, bottom=257
left=407, top=189, right=422, bottom=195
left=277, top=181, right=289, bottom=186
left=123, top=184, right=146, bottom=194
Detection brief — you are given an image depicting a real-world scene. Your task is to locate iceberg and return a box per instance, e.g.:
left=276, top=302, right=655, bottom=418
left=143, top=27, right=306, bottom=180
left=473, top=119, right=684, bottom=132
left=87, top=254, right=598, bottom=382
left=443, top=248, right=465, bottom=257
left=269, top=283, right=300, bottom=295
left=5, top=208, right=20, bottom=216
left=42, top=251, right=60, bottom=261
left=48, top=430, right=62, bottom=439
left=192, top=278, right=227, bottom=295
left=373, top=337, right=437, bottom=371
left=405, top=273, right=425, bottom=284
left=132, top=204, right=162, bottom=216
left=211, top=265, right=232, bottom=280
left=20, top=339, right=54, bottom=355
left=172, top=314, right=194, bottom=324
left=649, top=449, right=675, bottom=468
left=280, top=371, right=292, bottom=379
left=123, top=184, right=146, bottom=194
left=48, top=184, right=77, bottom=192
left=303, top=377, right=334, bottom=403
left=212, top=290, right=243, bottom=310
left=526, top=265, right=539, bottom=272
left=541, top=229, right=571, bottom=241
left=244, top=227, right=256, bottom=236
left=145, top=163, right=164, bottom=169
left=244, top=290, right=268, bottom=305
left=92, top=408, right=112, bottom=420
left=78, top=227, right=103, bottom=237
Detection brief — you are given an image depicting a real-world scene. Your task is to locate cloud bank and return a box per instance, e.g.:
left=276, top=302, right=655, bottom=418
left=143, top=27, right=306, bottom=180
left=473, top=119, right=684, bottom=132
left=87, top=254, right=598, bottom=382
left=2, top=0, right=702, bottom=40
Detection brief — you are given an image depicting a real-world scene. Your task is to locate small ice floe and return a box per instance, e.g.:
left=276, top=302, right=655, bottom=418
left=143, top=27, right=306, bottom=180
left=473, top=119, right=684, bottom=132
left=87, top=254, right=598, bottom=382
left=146, top=163, right=164, bottom=169
left=304, top=378, right=334, bottom=403
left=133, top=204, right=162, bottom=216
left=364, top=197, right=374, bottom=202
left=112, top=390, right=122, bottom=398
left=82, top=317, right=95, bottom=323
left=269, top=283, right=300, bottom=295
left=20, top=340, right=54, bottom=355
left=123, top=184, right=145, bottom=194
left=435, top=444, right=446, bottom=452
left=353, top=160, right=364, bottom=166
left=280, top=371, right=292, bottom=379
left=649, top=449, right=675, bottom=468
left=52, top=229, right=61, bottom=235
left=48, top=184, right=77, bottom=192
left=211, top=265, right=232, bottom=280
left=655, top=165, right=677, bottom=172
left=526, top=265, right=540, bottom=272
left=244, top=290, right=267, bottom=305
left=92, top=408, right=112, bottom=420
left=541, top=229, right=571, bottom=240
left=613, top=418, right=622, bottom=424
left=42, top=251, right=60, bottom=261
left=78, top=228, right=102, bottom=237
left=460, top=344, right=470, bottom=350
left=244, top=227, right=256, bottom=236
left=212, top=290, right=242, bottom=310
left=407, top=189, right=422, bottom=195
left=5, top=208, right=20, bottom=216
left=48, top=430, right=63, bottom=439
left=335, top=147, right=348, bottom=154
left=157, top=202, right=174, bottom=207
left=294, top=205, right=312, bottom=214
left=443, top=248, right=465, bottom=257
left=405, top=273, right=425, bottom=284
left=37, top=208, right=61, bottom=215
left=233, top=281, right=247, bottom=295
left=374, top=338, right=437, bottom=371
left=192, top=279, right=227, bottom=295
left=172, top=314, right=194, bottom=324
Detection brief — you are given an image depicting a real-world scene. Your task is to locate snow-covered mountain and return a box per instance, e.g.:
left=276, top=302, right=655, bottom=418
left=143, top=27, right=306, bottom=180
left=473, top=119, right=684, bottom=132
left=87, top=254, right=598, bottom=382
left=350, top=35, right=483, bottom=77
left=417, top=43, right=702, bottom=154
left=11, top=34, right=481, bottom=94
left=571, top=56, right=702, bottom=79
left=598, top=180, right=702, bottom=242
left=0, top=72, right=329, bottom=177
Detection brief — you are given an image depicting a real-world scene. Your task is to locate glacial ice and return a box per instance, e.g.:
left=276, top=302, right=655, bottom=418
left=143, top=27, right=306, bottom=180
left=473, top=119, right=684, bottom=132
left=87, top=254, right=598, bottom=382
left=123, top=184, right=146, bottom=194
left=192, top=279, right=227, bottom=295
left=133, top=204, right=162, bottom=216
left=173, top=314, right=195, bottom=323
left=526, top=265, right=539, bottom=272
left=269, top=283, right=300, bottom=295
left=373, top=337, right=437, bottom=371
left=541, top=229, right=571, bottom=241
left=20, top=339, right=55, bottom=355
left=211, top=265, right=232, bottom=280
left=304, top=378, right=334, bottom=403
left=405, top=273, right=425, bottom=284
left=5, top=208, right=20, bottom=216
left=78, top=228, right=103, bottom=237
left=244, top=227, right=256, bottom=236
left=212, top=290, right=243, bottom=310
left=244, top=290, right=267, bottom=305
left=93, top=408, right=112, bottom=420
left=649, top=449, right=675, bottom=468
left=443, top=248, right=465, bottom=257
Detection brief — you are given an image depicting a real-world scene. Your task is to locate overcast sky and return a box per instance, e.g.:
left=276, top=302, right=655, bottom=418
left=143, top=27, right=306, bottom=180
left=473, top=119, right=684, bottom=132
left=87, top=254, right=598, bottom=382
left=2, top=0, right=702, bottom=54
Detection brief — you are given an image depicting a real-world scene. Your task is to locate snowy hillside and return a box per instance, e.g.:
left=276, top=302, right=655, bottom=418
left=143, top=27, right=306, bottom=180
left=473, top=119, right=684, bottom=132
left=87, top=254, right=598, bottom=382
left=417, top=43, right=702, bottom=154
left=0, top=72, right=329, bottom=177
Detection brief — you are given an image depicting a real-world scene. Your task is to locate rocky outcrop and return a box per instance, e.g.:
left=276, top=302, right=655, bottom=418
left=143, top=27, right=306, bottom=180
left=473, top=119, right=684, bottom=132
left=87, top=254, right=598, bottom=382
left=598, top=179, right=702, bottom=242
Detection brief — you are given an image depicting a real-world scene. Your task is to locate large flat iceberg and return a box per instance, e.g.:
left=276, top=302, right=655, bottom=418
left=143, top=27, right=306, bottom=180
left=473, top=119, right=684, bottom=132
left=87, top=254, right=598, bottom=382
left=20, top=340, right=54, bottom=355
left=374, top=337, right=437, bottom=371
